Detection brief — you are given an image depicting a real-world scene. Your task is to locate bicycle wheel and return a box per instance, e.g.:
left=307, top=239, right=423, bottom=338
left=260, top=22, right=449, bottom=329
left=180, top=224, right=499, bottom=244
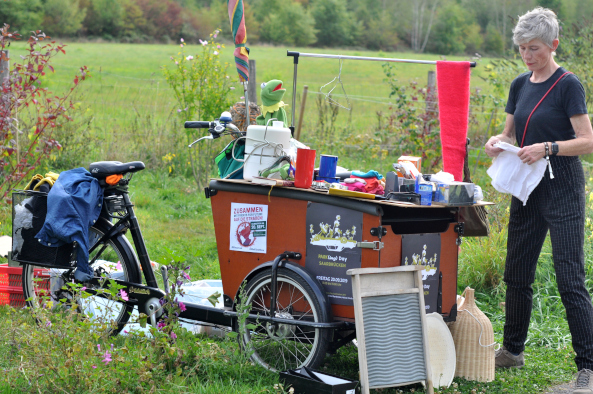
left=239, top=268, right=331, bottom=371
left=22, top=218, right=141, bottom=335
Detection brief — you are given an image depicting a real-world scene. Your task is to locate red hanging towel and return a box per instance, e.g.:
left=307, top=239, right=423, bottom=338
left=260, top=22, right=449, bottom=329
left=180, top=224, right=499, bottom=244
left=436, top=61, right=471, bottom=182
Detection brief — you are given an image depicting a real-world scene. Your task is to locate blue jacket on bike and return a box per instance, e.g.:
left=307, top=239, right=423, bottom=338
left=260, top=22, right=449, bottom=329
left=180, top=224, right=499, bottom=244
left=35, top=167, right=103, bottom=281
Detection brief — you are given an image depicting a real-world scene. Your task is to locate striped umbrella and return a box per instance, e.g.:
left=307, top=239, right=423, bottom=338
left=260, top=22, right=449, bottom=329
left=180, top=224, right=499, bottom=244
left=228, top=0, right=249, bottom=82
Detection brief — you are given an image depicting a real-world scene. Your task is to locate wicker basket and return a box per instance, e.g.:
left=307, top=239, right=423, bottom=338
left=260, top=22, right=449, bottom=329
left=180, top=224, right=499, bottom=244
left=448, top=287, right=495, bottom=382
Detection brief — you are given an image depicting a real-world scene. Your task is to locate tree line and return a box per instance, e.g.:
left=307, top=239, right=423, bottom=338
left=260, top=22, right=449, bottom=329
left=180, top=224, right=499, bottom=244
left=1, top=0, right=593, bottom=55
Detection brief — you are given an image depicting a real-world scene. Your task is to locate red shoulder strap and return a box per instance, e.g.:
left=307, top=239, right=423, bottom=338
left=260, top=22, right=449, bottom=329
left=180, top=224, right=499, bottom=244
left=520, top=71, right=573, bottom=148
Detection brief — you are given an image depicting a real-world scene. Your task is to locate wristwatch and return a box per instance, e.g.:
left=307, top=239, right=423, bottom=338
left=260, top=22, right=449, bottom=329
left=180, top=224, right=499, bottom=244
left=551, top=142, right=559, bottom=156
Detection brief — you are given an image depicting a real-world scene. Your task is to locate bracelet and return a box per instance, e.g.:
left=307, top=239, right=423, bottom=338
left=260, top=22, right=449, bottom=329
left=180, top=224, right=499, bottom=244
left=543, top=142, right=554, bottom=179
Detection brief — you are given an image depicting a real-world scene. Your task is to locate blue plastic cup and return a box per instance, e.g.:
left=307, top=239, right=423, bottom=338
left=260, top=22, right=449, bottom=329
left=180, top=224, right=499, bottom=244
left=319, top=155, right=338, bottom=178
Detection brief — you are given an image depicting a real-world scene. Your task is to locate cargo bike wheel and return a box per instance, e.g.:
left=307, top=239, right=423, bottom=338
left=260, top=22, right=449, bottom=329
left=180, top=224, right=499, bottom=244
left=239, top=267, right=332, bottom=371
left=21, top=218, right=141, bottom=335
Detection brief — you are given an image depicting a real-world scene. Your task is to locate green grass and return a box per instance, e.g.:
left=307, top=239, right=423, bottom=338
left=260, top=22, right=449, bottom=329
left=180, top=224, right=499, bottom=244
left=3, top=41, right=498, bottom=164
left=1, top=164, right=592, bottom=393
left=1, top=40, right=592, bottom=393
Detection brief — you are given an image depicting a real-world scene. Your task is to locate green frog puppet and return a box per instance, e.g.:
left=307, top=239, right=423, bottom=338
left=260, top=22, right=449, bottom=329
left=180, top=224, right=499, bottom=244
left=256, top=79, right=288, bottom=127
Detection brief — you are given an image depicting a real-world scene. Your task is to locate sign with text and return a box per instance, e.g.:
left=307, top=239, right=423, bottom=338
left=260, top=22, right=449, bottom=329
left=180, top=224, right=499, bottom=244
left=305, top=203, right=362, bottom=305
left=230, top=203, right=268, bottom=253
left=402, top=233, right=441, bottom=313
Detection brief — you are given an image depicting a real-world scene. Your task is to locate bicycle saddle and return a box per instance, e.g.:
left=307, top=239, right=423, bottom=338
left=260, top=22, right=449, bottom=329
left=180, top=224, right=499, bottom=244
left=89, top=161, right=145, bottom=178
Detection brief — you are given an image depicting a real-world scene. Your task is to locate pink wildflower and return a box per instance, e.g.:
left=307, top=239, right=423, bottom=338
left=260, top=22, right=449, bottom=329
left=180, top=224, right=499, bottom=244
left=230, top=87, right=235, bottom=90
left=183, top=272, right=191, bottom=281
left=186, top=55, right=194, bottom=61
left=170, top=332, right=177, bottom=340
left=102, top=351, right=112, bottom=365
left=116, top=262, right=122, bottom=271
left=178, top=301, right=186, bottom=312
left=45, top=321, right=51, bottom=328
left=217, top=45, right=221, bottom=49
left=97, top=344, right=101, bottom=351
left=81, top=286, right=86, bottom=292
left=240, top=96, right=245, bottom=100
left=180, top=38, right=184, bottom=42
left=92, top=365, right=97, bottom=369
left=213, top=51, right=218, bottom=56
left=157, top=320, right=166, bottom=329
left=180, top=44, right=183, bottom=48
left=119, top=289, right=129, bottom=301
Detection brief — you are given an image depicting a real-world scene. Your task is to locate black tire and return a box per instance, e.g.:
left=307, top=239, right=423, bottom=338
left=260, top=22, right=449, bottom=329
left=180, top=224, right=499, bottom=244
left=21, top=217, right=141, bottom=336
left=239, top=268, right=331, bottom=371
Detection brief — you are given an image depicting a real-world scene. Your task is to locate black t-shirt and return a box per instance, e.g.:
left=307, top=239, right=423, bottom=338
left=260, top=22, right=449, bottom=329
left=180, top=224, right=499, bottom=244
left=505, top=67, right=588, bottom=147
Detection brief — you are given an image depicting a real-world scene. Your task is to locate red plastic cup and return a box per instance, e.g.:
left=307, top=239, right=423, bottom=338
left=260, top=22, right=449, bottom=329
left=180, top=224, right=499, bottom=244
left=294, top=148, right=316, bottom=189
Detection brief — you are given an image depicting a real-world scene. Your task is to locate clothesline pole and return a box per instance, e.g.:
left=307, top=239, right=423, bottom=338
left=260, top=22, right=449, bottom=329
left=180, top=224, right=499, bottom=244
left=286, top=50, right=476, bottom=137
left=287, top=51, right=477, bottom=68
left=289, top=52, right=299, bottom=136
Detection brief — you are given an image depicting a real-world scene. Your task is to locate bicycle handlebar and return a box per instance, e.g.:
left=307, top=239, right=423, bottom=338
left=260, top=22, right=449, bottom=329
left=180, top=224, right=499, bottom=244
left=185, top=121, right=212, bottom=129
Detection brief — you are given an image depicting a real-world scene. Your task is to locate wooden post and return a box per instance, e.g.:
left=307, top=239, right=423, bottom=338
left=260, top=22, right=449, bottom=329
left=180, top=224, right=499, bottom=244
left=425, top=70, right=436, bottom=133
left=248, top=59, right=257, bottom=105
left=0, top=50, right=8, bottom=86
left=295, top=85, right=308, bottom=141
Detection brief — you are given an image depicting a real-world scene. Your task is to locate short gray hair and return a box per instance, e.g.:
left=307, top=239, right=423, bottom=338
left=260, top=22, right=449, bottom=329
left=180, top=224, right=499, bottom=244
left=513, top=7, right=559, bottom=48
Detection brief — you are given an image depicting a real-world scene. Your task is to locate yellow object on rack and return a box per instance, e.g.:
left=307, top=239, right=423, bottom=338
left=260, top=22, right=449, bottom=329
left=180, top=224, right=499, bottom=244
left=24, top=172, right=59, bottom=191
left=328, top=187, right=375, bottom=200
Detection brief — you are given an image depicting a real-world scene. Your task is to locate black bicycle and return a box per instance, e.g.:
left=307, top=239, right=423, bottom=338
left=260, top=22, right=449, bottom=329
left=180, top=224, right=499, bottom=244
left=13, top=115, right=347, bottom=372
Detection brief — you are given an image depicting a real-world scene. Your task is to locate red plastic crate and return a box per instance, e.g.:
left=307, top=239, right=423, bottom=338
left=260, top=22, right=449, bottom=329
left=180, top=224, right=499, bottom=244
left=0, top=264, right=50, bottom=308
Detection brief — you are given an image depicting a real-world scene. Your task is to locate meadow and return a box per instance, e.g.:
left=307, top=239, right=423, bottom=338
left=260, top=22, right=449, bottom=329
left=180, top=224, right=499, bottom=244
left=1, top=40, right=592, bottom=393
left=3, top=40, right=495, bottom=166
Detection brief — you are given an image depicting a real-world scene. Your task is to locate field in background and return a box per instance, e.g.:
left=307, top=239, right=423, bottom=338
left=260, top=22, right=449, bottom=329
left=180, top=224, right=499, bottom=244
left=4, top=41, right=497, bottom=167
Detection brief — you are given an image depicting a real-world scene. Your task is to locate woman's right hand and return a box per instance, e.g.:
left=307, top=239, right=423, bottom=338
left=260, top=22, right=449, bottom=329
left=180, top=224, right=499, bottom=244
left=485, top=136, right=504, bottom=158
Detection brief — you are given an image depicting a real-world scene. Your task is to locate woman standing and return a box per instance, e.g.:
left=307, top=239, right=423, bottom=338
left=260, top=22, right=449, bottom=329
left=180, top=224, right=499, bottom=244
left=484, top=7, right=593, bottom=393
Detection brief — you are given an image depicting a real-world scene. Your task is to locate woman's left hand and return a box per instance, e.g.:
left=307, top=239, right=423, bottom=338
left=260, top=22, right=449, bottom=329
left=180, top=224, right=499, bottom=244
left=518, top=143, right=546, bottom=165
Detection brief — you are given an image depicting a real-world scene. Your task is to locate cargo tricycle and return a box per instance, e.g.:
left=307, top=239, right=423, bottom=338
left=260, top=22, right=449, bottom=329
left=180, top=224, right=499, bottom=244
left=11, top=117, right=477, bottom=372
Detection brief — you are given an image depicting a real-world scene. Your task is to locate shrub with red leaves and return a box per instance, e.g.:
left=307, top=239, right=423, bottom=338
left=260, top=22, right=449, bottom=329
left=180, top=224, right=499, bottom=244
left=0, top=24, right=89, bottom=200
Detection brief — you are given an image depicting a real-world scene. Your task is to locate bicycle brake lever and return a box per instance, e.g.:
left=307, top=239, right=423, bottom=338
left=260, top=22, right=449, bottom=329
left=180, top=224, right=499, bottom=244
left=188, top=135, right=214, bottom=148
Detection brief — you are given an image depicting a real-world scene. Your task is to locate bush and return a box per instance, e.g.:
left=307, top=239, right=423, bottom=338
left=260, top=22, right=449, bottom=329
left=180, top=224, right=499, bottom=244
left=0, top=26, right=89, bottom=199
left=258, top=0, right=316, bottom=46
left=429, top=2, right=482, bottom=55
left=0, top=0, right=43, bottom=36
left=311, top=0, right=360, bottom=47
left=161, top=32, right=236, bottom=188
left=558, top=17, right=593, bottom=111
left=484, top=22, right=504, bottom=55
left=376, top=63, right=442, bottom=173
left=83, top=0, right=125, bottom=37
left=360, top=13, right=400, bottom=51
left=42, top=0, right=86, bottom=37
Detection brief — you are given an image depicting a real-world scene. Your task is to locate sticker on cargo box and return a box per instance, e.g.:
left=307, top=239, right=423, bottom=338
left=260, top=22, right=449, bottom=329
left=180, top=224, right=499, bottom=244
left=402, top=233, right=441, bottom=313
left=305, top=202, right=362, bottom=306
left=230, top=203, right=268, bottom=253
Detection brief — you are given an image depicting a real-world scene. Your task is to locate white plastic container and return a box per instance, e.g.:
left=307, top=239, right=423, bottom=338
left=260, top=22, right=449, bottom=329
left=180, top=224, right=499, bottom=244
left=243, top=121, right=291, bottom=180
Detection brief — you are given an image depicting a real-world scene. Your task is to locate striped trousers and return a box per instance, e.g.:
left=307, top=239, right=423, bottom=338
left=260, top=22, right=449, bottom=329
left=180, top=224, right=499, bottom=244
left=503, top=156, right=593, bottom=370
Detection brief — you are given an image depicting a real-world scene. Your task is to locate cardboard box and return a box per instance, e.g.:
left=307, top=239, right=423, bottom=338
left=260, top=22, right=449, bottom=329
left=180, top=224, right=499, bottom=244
left=397, top=156, right=422, bottom=178
left=280, top=368, right=359, bottom=394
left=436, top=182, right=475, bottom=205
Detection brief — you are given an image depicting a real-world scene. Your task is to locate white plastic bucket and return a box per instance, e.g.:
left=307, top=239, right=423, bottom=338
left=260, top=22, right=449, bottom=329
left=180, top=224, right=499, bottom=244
left=243, top=122, right=291, bottom=180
